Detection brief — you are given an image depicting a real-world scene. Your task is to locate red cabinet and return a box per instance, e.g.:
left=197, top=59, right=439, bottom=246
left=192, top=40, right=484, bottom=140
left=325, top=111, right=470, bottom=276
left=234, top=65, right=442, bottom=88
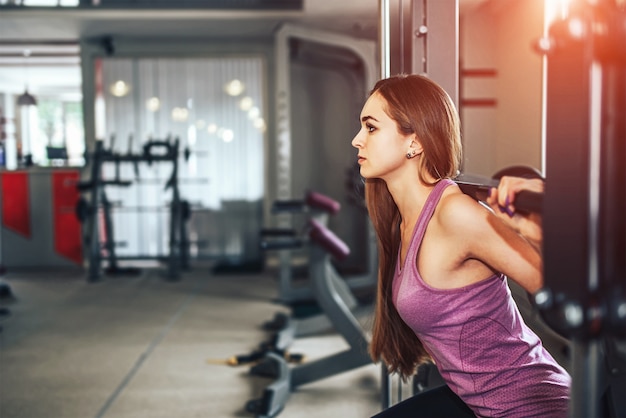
left=0, top=169, right=83, bottom=267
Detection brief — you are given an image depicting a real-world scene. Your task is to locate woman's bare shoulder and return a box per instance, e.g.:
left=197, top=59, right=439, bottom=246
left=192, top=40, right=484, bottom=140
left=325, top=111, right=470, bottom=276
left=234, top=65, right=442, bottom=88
left=436, top=185, right=492, bottom=233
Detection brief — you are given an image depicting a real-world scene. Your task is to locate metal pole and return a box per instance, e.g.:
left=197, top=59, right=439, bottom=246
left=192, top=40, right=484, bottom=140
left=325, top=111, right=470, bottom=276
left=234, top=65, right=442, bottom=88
left=379, top=0, right=390, bottom=79
left=378, top=0, right=391, bottom=409
left=381, top=363, right=392, bottom=409
left=569, top=339, right=602, bottom=418
left=411, top=0, right=459, bottom=107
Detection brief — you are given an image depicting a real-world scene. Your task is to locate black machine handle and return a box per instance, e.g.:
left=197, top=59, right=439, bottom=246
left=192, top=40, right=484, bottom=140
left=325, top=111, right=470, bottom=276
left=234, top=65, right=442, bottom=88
left=260, top=238, right=303, bottom=250
left=271, top=200, right=306, bottom=213
left=455, top=173, right=543, bottom=215
left=260, top=228, right=296, bottom=237
left=271, top=191, right=341, bottom=214
left=514, top=190, right=543, bottom=214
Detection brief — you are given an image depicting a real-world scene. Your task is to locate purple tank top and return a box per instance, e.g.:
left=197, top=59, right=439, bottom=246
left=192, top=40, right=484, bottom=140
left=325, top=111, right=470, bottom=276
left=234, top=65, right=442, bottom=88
left=393, top=179, right=570, bottom=417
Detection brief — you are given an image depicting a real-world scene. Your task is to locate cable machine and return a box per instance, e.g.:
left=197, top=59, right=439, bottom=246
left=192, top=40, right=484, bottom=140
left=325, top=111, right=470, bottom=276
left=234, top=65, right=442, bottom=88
left=378, top=0, right=625, bottom=416
left=534, top=1, right=626, bottom=416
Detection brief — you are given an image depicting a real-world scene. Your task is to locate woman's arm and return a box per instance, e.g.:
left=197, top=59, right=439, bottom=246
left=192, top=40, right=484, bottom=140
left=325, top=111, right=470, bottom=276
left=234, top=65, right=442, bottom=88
left=441, top=191, right=544, bottom=294
left=486, top=176, right=544, bottom=253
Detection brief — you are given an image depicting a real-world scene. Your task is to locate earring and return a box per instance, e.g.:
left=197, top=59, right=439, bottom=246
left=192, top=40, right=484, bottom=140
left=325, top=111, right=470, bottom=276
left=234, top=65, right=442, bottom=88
left=406, top=150, right=417, bottom=159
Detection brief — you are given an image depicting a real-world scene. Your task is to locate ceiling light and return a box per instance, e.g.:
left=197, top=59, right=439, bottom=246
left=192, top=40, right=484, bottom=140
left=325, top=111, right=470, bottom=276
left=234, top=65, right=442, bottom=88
left=224, top=79, right=245, bottom=96
left=247, top=106, right=260, bottom=120
left=17, top=49, right=37, bottom=107
left=17, top=90, right=37, bottom=106
left=221, top=129, right=234, bottom=143
left=146, top=97, right=160, bottom=112
left=110, top=80, right=130, bottom=97
left=239, top=96, right=253, bottom=111
left=253, top=118, right=266, bottom=132
left=171, top=107, right=189, bottom=122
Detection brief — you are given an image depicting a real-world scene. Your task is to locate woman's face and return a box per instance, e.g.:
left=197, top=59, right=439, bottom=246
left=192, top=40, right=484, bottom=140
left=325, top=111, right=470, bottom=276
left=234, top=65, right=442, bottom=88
left=351, top=92, right=414, bottom=180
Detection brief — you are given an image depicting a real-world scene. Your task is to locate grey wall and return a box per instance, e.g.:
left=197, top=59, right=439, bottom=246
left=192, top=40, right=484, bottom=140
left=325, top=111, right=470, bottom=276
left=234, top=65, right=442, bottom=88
left=290, top=53, right=370, bottom=272
left=460, top=0, right=545, bottom=177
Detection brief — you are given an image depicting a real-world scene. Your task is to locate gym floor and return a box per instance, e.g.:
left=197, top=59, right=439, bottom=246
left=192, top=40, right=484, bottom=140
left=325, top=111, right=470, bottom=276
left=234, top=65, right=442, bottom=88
left=0, top=264, right=384, bottom=418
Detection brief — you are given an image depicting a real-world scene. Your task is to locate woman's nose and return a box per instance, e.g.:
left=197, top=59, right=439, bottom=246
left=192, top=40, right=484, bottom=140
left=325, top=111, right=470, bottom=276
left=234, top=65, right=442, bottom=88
left=351, top=129, right=363, bottom=148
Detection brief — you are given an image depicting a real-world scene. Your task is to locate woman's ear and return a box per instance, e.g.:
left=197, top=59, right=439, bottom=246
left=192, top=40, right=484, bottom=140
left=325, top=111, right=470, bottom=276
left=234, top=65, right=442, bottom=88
left=409, top=135, right=423, bottom=156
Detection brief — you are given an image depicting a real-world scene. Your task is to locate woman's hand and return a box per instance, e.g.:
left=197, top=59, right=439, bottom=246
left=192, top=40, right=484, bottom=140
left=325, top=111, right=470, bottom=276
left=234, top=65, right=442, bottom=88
left=486, top=176, right=544, bottom=252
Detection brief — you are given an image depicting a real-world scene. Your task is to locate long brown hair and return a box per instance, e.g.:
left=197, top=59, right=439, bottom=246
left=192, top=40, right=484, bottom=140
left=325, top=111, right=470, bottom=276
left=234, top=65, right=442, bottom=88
left=367, top=74, right=462, bottom=379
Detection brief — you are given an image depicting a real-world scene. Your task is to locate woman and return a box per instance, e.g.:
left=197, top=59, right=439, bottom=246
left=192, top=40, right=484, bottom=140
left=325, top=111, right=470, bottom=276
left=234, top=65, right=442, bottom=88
left=351, top=74, right=570, bottom=417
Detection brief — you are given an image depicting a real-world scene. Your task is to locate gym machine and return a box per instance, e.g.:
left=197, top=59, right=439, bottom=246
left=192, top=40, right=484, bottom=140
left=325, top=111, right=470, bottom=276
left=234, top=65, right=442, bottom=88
left=263, top=191, right=374, bottom=308
left=76, top=136, right=192, bottom=282
left=246, top=218, right=372, bottom=418
left=228, top=191, right=344, bottom=370
left=261, top=190, right=342, bottom=305
left=379, top=2, right=626, bottom=415
left=0, top=273, right=14, bottom=333
left=250, top=191, right=375, bottom=377
left=532, top=1, right=626, bottom=417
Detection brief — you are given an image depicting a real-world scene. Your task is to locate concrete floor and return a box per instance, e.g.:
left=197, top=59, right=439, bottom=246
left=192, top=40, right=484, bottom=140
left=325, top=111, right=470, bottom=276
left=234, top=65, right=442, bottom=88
left=0, top=264, right=386, bottom=418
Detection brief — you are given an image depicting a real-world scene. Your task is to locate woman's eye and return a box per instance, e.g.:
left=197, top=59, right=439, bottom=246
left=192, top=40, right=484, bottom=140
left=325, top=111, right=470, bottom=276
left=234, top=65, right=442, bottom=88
left=366, top=124, right=375, bottom=133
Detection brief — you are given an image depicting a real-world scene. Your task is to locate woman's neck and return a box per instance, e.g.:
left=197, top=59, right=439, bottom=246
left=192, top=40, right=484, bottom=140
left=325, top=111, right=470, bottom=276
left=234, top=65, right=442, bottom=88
left=387, top=177, right=436, bottom=229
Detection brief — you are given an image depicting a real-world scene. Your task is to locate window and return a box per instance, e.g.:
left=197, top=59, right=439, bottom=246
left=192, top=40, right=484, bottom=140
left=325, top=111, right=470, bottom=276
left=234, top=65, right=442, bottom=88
left=33, top=97, right=85, bottom=166
left=94, top=56, right=267, bottom=260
